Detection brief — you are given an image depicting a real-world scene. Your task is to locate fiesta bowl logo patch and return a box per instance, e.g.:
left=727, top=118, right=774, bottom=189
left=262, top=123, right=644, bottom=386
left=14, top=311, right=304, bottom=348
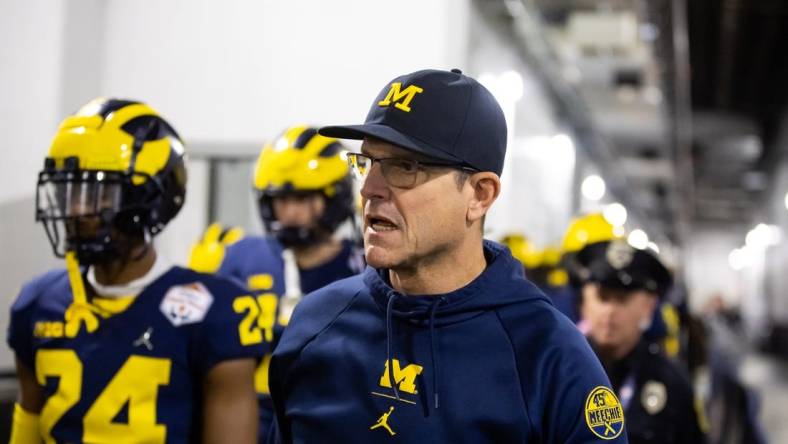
left=585, top=386, right=625, bottom=439
left=160, top=282, right=214, bottom=326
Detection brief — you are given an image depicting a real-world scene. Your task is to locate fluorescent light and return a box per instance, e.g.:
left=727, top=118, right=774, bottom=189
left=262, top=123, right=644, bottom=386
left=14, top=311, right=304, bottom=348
left=627, top=229, right=649, bottom=250
left=479, top=71, right=524, bottom=104
left=581, top=175, right=606, bottom=201
left=729, top=246, right=756, bottom=271
left=745, top=223, right=781, bottom=249
left=603, top=203, right=627, bottom=227
left=499, top=70, right=524, bottom=102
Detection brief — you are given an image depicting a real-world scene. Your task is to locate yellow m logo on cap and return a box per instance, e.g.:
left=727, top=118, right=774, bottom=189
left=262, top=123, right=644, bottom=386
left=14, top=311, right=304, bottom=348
left=378, top=82, right=424, bottom=113
left=379, top=359, right=423, bottom=394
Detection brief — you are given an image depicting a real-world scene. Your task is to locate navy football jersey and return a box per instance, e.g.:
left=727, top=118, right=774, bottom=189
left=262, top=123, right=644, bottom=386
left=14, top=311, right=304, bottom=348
left=217, top=236, right=364, bottom=439
left=7, top=266, right=266, bottom=443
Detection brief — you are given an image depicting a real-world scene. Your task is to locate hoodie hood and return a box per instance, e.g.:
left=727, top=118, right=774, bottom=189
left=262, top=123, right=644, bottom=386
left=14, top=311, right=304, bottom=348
left=363, top=239, right=550, bottom=326
left=362, top=240, right=551, bottom=413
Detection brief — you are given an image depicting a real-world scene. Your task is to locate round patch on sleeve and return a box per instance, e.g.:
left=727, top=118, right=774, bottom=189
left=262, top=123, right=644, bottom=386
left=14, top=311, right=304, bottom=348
left=585, top=386, right=625, bottom=439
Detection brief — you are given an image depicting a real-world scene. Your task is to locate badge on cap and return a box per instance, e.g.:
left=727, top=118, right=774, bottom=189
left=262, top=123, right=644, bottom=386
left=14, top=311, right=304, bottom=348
left=377, top=82, right=424, bottom=112
left=641, top=380, right=668, bottom=415
left=606, top=240, right=634, bottom=270
left=585, top=386, right=625, bottom=439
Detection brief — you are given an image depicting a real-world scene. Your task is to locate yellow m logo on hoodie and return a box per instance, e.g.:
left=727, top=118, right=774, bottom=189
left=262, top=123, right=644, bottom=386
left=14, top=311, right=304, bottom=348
left=379, top=359, right=423, bottom=394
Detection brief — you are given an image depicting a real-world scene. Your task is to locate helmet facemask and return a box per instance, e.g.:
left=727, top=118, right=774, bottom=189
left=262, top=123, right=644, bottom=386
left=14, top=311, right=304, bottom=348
left=36, top=157, right=182, bottom=267
left=258, top=190, right=332, bottom=248
left=36, top=162, right=159, bottom=264
left=257, top=175, right=354, bottom=248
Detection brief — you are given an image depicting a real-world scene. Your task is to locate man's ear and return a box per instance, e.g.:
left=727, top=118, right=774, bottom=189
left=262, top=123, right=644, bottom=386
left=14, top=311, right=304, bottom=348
left=467, top=172, right=500, bottom=223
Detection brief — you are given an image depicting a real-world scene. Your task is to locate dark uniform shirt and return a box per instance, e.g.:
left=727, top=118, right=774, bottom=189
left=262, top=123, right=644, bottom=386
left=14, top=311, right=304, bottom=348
left=596, top=339, right=706, bottom=444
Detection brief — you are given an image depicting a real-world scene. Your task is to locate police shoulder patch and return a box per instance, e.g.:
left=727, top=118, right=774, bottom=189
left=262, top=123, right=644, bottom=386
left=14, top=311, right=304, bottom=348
left=585, top=386, right=625, bottom=440
left=160, top=282, right=214, bottom=326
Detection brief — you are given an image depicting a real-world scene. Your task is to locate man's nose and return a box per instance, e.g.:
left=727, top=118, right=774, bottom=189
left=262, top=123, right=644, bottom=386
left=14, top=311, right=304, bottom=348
left=276, top=201, right=305, bottom=225
left=359, top=162, right=389, bottom=201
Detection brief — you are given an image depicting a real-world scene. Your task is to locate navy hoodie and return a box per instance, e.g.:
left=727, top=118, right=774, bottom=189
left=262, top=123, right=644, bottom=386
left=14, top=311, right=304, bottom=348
left=268, top=241, right=628, bottom=443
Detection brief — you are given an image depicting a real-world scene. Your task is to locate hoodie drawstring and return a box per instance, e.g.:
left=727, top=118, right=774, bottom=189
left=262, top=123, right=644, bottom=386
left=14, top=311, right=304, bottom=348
left=386, top=290, right=444, bottom=413
left=386, top=291, right=400, bottom=402
left=428, top=297, right=443, bottom=414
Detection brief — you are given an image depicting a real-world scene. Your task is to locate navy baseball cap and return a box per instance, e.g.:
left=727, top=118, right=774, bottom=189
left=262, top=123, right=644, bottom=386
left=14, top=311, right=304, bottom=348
left=319, top=68, right=508, bottom=176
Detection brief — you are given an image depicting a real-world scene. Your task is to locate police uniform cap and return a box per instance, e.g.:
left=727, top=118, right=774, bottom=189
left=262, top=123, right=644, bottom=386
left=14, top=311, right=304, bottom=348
left=575, top=240, right=672, bottom=298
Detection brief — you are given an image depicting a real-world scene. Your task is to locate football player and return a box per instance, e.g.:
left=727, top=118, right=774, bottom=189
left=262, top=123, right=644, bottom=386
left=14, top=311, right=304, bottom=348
left=188, top=125, right=364, bottom=441
left=500, top=234, right=574, bottom=318
left=7, top=98, right=265, bottom=443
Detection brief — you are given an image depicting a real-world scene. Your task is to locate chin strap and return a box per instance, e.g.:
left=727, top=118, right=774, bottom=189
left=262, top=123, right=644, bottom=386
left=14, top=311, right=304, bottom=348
left=276, top=248, right=303, bottom=326
left=64, top=251, right=100, bottom=337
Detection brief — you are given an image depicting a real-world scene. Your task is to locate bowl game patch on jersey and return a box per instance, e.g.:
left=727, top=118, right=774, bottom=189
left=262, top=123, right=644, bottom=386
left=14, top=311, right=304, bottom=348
left=585, top=386, right=625, bottom=439
left=160, top=282, right=214, bottom=326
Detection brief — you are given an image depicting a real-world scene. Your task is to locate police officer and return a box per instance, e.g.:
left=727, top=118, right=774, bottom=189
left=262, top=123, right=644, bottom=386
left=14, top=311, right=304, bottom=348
left=575, top=239, right=707, bottom=443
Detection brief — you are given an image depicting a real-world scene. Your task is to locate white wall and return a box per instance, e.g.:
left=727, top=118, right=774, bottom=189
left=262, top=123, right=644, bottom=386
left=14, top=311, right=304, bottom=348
left=0, top=0, right=70, bottom=371
left=466, top=8, right=573, bottom=247
left=101, top=0, right=471, bottom=144
left=0, top=0, right=66, bottom=204
left=685, top=227, right=744, bottom=313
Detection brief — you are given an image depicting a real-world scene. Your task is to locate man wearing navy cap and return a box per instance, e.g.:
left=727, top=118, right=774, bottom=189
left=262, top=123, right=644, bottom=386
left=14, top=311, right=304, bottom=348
left=575, top=240, right=707, bottom=443
left=266, top=69, right=627, bottom=443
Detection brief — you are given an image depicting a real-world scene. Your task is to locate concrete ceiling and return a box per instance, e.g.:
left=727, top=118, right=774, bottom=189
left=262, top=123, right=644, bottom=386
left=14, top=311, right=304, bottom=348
left=490, top=0, right=788, bottom=245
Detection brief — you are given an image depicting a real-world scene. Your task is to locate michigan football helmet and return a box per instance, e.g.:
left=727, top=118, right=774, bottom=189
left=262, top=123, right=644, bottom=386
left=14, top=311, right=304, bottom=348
left=560, top=212, right=623, bottom=287
left=254, top=125, right=353, bottom=247
left=561, top=212, right=621, bottom=255
left=500, top=234, right=570, bottom=289
left=36, top=98, right=186, bottom=264
left=500, top=233, right=543, bottom=270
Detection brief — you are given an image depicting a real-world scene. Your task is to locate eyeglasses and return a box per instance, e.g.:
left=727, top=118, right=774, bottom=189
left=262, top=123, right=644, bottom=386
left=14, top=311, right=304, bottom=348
left=346, top=152, right=477, bottom=188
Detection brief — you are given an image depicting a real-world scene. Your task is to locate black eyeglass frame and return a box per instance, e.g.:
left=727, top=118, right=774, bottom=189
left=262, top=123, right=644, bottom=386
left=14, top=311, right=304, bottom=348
left=346, top=152, right=479, bottom=188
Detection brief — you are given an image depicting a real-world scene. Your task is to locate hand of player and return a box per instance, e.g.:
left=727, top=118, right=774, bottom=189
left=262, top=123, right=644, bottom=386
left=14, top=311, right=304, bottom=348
left=188, top=223, right=245, bottom=273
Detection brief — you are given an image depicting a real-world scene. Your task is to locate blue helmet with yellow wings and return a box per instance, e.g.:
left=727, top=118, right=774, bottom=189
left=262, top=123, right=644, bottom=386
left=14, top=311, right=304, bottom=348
left=36, top=98, right=186, bottom=263
left=253, top=125, right=353, bottom=247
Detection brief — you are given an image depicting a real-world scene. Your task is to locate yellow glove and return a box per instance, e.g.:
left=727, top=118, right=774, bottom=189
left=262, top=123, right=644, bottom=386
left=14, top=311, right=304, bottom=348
left=10, top=403, right=42, bottom=444
left=188, top=223, right=245, bottom=273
